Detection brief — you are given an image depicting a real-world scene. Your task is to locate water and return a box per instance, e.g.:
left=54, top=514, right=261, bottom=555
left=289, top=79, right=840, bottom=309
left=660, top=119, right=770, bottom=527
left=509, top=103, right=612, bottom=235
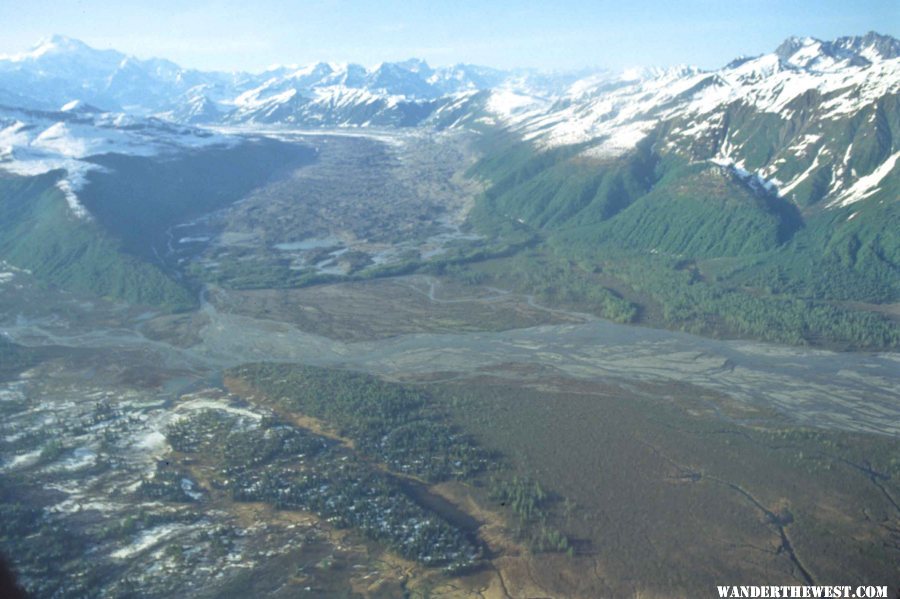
left=5, top=285, right=899, bottom=437
left=273, top=236, right=343, bottom=251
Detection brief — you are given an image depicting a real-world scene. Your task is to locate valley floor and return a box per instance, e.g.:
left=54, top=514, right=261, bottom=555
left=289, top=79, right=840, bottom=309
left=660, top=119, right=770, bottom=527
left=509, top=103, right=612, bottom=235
left=0, top=128, right=898, bottom=598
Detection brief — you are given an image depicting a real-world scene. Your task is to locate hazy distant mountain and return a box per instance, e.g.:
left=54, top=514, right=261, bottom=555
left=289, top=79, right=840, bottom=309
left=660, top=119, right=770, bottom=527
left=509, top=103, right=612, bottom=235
left=0, top=35, right=584, bottom=126
left=0, top=35, right=225, bottom=112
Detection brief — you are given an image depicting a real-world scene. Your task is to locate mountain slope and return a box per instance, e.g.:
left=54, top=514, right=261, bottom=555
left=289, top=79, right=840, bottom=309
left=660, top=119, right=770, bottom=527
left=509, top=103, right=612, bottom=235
left=590, top=161, right=802, bottom=257
left=0, top=335, right=37, bottom=380
left=0, top=103, right=316, bottom=310
left=496, top=32, right=899, bottom=208
left=456, top=33, right=900, bottom=348
left=0, top=173, right=196, bottom=310
left=0, top=32, right=897, bottom=344
left=471, top=33, right=899, bottom=301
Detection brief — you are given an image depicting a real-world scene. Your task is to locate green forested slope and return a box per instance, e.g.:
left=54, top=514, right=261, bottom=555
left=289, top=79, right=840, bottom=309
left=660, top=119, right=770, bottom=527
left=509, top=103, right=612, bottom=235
left=0, top=174, right=196, bottom=310
left=0, top=139, right=315, bottom=311
left=733, top=193, right=900, bottom=302
left=461, top=129, right=900, bottom=349
left=469, top=136, right=656, bottom=230
left=586, top=162, right=802, bottom=257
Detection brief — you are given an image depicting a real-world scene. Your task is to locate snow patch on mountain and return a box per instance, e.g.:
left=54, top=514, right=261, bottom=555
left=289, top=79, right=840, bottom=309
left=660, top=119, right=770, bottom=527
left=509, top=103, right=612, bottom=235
left=498, top=34, right=899, bottom=164
left=787, top=134, right=822, bottom=156
left=0, top=107, right=237, bottom=218
left=779, top=146, right=828, bottom=197
left=710, top=155, right=780, bottom=195
left=830, top=151, right=900, bottom=207
left=486, top=89, right=543, bottom=117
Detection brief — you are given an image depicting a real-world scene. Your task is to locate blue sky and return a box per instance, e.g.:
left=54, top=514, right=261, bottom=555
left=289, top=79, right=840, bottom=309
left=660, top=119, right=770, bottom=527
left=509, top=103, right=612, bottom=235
left=1, top=0, right=897, bottom=72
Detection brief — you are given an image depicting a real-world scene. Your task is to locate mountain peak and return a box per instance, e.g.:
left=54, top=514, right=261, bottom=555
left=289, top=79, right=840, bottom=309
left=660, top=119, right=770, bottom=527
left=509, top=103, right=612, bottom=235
left=0, top=34, right=88, bottom=62
left=31, top=34, right=92, bottom=57
left=774, top=32, right=899, bottom=71
left=619, top=64, right=702, bottom=81
left=394, top=58, right=432, bottom=74
left=60, top=99, right=103, bottom=113
left=834, top=31, right=900, bottom=60
left=774, top=36, right=818, bottom=61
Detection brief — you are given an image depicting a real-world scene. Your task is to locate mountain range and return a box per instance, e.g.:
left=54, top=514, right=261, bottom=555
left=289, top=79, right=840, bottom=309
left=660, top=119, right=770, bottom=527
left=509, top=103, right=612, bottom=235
left=0, top=31, right=898, bottom=347
left=1, top=33, right=896, bottom=207
left=0, top=34, right=568, bottom=123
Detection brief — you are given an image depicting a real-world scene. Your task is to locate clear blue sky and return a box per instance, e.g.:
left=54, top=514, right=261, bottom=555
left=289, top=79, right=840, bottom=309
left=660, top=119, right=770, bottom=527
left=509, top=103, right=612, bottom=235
left=1, top=0, right=897, bottom=72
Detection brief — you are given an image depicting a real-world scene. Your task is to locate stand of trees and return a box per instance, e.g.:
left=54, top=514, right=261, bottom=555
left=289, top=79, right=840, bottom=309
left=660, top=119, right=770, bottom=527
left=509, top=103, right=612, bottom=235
left=164, top=408, right=480, bottom=570
left=228, top=364, right=490, bottom=482
left=489, top=476, right=571, bottom=553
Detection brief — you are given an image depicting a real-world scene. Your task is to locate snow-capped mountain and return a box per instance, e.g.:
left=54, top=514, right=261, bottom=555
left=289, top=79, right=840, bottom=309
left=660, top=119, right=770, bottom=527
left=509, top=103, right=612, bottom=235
left=496, top=32, right=899, bottom=209
left=217, top=60, right=555, bottom=126
left=0, top=35, right=230, bottom=113
left=0, top=32, right=897, bottom=213
left=0, top=35, right=590, bottom=128
left=511, top=32, right=898, bottom=149
left=0, top=36, right=535, bottom=125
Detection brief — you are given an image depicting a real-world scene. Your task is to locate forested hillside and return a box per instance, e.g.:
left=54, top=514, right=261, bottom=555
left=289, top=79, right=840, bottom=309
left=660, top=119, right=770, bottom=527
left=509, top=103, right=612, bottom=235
left=461, top=125, right=900, bottom=349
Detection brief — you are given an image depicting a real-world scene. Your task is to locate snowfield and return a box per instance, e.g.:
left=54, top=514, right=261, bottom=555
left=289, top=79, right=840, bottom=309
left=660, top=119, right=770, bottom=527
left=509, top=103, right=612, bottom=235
left=496, top=38, right=899, bottom=157
left=831, top=151, right=900, bottom=208
left=0, top=106, right=238, bottom=218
